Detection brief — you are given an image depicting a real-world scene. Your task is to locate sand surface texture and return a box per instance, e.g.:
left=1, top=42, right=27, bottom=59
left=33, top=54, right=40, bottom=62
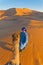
left=0, top=8, right=43, bottom=65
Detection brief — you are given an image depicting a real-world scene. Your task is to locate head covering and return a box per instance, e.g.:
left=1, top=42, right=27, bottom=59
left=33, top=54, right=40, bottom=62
left=21, top=27, right=26, bottom=31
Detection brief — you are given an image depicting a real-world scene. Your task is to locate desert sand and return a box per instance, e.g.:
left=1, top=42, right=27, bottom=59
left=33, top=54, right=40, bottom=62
left=0, top=8, right=43, bottom=65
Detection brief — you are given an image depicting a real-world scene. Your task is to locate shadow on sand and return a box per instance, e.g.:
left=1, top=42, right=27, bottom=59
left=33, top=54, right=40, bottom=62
left=0, top=41, right=14, bottom=52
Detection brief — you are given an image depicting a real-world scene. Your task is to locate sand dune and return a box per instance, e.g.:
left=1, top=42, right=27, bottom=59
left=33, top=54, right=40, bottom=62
left=0, top=8, right=43, bottom=65
left=0, top=8, right=43, bottom=20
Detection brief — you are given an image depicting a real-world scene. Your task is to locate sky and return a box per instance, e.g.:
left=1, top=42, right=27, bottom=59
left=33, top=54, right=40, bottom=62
left=0, top=0, right=43, bottom=12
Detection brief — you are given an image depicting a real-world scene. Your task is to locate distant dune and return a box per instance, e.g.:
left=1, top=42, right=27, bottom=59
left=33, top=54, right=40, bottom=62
left=0, top=8, right=43, bottom=65
left=0, top=8, right=43, bottom=20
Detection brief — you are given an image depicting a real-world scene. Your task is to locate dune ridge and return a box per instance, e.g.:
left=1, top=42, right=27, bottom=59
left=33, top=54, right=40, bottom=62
left=0, top=8, right=43, bottom=20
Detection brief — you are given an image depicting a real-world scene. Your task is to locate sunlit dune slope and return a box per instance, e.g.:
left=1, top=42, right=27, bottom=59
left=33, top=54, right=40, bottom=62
left=15, top=8, right=32, bottom=15
left=20, top=20, right=43, bottom=65
left=0, top=10, right=5, bottom=16
left=30, top=20, right=43, bottom=26
left=1, top=19, right=43, bottom=65
left=1, top=20, right=43, bottom=65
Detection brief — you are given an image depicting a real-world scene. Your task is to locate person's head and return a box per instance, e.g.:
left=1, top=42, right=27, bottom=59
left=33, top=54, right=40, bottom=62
left=21, top=27, right=27, bottom=32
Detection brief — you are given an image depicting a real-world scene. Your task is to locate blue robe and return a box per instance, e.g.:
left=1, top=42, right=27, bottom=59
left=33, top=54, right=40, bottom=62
left=19, top=31, right=28, bottom=50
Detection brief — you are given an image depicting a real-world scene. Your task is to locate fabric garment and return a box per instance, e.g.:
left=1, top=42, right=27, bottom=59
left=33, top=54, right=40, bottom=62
left=19, top=31, right=28, bottom=50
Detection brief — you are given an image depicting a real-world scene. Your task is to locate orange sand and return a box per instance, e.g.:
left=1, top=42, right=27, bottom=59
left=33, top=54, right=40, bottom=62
left=0, top=11, right=5, bottom=16
left=0, top=20, right=43, bottom=65
left=15, top=8, right=32, bottom=16
left=20, top=20, right=43, bottom=65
